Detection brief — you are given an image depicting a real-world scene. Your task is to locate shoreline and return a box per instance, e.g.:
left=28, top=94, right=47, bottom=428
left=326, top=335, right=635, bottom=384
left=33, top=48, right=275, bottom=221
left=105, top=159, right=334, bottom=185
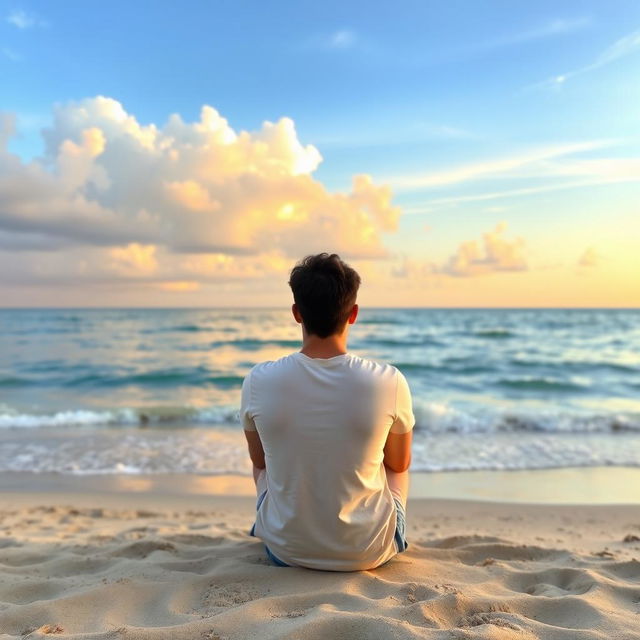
left=2, top=466, right=640, bottom=506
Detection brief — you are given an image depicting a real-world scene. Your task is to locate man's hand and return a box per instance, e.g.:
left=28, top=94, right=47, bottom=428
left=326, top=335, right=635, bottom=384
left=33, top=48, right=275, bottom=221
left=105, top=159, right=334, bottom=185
left=244, top=429, right=266, bottom=470
left=383, top=431, right=412, bottom=473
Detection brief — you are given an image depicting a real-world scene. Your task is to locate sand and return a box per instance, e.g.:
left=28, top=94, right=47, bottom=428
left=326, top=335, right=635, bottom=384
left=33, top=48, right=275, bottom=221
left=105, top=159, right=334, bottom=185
left=1, top=474, right=639, bottom=639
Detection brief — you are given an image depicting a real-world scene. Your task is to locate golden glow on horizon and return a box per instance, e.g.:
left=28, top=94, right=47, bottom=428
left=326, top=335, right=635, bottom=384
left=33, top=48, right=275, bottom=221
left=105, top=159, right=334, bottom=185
left=156, top=281, right=201, bottom=292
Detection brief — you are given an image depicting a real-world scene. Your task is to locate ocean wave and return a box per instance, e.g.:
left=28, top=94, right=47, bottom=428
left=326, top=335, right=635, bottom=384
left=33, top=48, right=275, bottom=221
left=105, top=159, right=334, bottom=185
left=141, top=324, right=214, bottom=333
left=357, top=318, right=405, bottom=325
left=0, top=376, right=34, bottom=387
left=61, top=370, right=244, bottom=389
left=360, top=336, right=442, bottom=348
left=413, top=400, right=640, bottom=434
left=509, top=358, right=639, bottom=373
left=209, top=338, right=301, bottom=349
left=495, top=376, right=591, bottom=393
left=393, top=362, right=494, bottom=375
left=0, top=405, right=240, bottom=428
left=473, top=328, right=515, bottom=338
left=1, top=400, right=638, bottom=435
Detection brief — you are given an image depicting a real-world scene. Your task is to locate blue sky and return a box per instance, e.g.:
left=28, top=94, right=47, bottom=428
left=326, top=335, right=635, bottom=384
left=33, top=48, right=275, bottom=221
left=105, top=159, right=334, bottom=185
left=1, top=1, right=639, bottom=306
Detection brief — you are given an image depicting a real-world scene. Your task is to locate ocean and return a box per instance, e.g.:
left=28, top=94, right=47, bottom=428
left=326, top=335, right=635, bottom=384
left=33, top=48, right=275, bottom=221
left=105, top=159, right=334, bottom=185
left=1, top=308, right=639, bottom=476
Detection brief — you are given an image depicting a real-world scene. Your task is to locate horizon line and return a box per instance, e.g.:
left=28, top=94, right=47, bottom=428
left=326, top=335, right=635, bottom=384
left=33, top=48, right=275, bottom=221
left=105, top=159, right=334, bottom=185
left=1, top=306, right=638, bottom=311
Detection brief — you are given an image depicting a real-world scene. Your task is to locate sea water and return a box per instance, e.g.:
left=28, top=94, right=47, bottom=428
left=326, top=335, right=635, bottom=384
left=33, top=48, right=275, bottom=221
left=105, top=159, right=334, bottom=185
left=1, top=308, right=639, bottom=475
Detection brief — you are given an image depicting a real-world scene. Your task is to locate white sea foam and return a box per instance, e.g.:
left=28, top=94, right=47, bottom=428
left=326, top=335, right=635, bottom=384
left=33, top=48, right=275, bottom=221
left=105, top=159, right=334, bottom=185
left=0, top=405, right=239, bottom=428
left=0, top=408, right=139, bottom=428
left=0, top=400, right=638, bottom=434
left=1, top=427, right=639, bottom=475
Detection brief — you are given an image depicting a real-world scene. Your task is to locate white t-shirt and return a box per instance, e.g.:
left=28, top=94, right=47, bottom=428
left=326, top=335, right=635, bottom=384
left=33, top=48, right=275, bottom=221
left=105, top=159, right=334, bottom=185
left=240, top=351, right=415, bottom=571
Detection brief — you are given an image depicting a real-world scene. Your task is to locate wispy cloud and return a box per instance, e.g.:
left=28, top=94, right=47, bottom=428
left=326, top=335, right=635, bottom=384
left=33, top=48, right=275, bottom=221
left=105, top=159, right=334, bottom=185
left=328, top=29, right=356, bottom=49
left=529, top=27, right=640, bottom=90
left=398, top=149, right=640, bottom=213
left=303, top=28, right=358, bottom=52
left=386, top=140, right=613, bottom=191
left=481, top=17, right=591, bottom=50
left=6, top=9, right=46, bottom=29
left=427, top=16, right=591, bottom=64
left=2, top=46, right=22, bottom=61
left=405, top=180, right=617, bottom=212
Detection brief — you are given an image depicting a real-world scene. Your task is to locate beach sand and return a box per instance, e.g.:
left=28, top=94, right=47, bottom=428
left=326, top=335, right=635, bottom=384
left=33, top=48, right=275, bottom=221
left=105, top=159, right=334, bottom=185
left=1, top=472, right=639, bottom=639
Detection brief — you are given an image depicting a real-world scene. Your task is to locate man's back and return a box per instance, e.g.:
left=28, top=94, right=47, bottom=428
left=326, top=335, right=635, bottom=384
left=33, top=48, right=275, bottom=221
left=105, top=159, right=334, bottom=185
left=241, top=351, right=414, bottom=571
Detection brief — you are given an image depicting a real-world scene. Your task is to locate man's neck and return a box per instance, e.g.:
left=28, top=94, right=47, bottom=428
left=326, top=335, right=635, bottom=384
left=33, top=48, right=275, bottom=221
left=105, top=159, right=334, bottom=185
left=300, top=333, right=348, bottom=359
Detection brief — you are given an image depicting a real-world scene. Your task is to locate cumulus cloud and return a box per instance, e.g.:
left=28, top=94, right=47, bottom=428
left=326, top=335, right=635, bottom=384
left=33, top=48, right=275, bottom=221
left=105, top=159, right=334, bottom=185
left=443, top=222, right=527, bottom=277
left=0, top=97, right=402, bottom=288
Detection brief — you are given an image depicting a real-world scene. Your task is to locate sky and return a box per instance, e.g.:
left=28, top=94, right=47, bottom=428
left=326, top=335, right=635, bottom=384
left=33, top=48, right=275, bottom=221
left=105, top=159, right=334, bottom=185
left=1, top=0, right=639, bottom=307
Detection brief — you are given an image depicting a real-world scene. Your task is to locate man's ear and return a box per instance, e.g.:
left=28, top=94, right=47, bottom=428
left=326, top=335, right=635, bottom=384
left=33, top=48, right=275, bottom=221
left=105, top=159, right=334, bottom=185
left=292, top=303, right=303, bottom=324
left=348, top=303, right=359, bottom=325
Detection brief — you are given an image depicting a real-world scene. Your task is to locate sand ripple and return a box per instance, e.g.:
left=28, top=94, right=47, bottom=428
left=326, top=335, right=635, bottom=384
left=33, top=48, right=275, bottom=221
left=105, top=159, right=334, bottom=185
left=1, top=502, right=639, bottom=639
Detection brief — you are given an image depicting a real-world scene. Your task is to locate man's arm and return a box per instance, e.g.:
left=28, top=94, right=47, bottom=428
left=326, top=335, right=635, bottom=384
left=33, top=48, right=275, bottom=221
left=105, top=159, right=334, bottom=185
left=383, top=430, right=412, bottom=473
left=240, top=371, right=265, bottom=469
left=384, top=370, right=414, bottom=473
left=244, top=429, right=266, bottom=470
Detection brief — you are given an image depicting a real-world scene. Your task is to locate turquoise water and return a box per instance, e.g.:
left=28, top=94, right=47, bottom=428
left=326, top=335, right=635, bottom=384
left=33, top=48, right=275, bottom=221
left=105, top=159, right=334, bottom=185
left=1, top=308, right=639, bottom=474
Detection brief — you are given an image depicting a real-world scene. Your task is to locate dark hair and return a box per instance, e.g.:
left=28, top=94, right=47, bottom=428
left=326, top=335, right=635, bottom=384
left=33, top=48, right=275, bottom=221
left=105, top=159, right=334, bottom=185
left=288, top=253, right=361, bottom=338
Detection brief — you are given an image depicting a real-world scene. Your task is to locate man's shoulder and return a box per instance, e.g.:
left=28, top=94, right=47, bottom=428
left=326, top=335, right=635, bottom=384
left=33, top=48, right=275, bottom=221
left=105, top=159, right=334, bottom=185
left=245, top=353, right=298, bottom=380
left=346, top=354, right=399, bottom=384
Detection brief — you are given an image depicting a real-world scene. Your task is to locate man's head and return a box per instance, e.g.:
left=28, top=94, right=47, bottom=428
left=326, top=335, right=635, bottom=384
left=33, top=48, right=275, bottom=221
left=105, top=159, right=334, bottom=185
left=288, top=253, right=361, bottom=338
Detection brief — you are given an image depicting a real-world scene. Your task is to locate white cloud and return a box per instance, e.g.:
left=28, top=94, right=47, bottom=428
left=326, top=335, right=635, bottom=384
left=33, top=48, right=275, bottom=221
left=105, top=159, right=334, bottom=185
left=386, top=140, right=612, bottom=191
left=483, top=17, right=591, bottom=49
left=530, top=27, right=640, bottom=89
left=404, top=178, right=627, bottom=211
left=0, top=97, right=403, bottom=287
left=2, top=47, right=21, bottom=61
left=398, top=151, right=640, bottom=212
left=302, top=29, right=358, bottom=52
left=329, top=29, right=356, bottom=49
left=379, top=223, right=528, bottom=284
left=442, top=222, right=527, bottom=277
left=6, top=9, right=45, bottom=29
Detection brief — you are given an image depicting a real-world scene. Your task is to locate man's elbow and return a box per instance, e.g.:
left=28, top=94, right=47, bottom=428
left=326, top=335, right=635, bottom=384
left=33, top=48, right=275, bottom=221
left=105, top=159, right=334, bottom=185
left=249, top=452, right=266, bottom=469
left=384, top=455, right=411, bottom=473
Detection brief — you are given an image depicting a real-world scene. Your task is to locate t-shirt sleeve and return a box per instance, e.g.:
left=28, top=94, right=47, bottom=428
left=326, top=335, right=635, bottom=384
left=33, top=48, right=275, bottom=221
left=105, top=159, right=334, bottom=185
left=240, top=370, right=257, bottom=432
left=390, top=370, right=415, bottom=434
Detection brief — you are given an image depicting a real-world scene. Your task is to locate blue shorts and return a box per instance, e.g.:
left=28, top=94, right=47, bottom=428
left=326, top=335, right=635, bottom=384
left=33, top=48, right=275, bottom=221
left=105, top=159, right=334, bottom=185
left=249, top=490, right=290, bottom=566
left=249, top=490, right=409, bottom=567
left=393, top=496, right=409, bottom=553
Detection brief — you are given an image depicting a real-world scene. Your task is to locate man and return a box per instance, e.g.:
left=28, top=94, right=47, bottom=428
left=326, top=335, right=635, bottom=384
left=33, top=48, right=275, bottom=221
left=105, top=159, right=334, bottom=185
left=240, top=253, right=415, bottom=571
